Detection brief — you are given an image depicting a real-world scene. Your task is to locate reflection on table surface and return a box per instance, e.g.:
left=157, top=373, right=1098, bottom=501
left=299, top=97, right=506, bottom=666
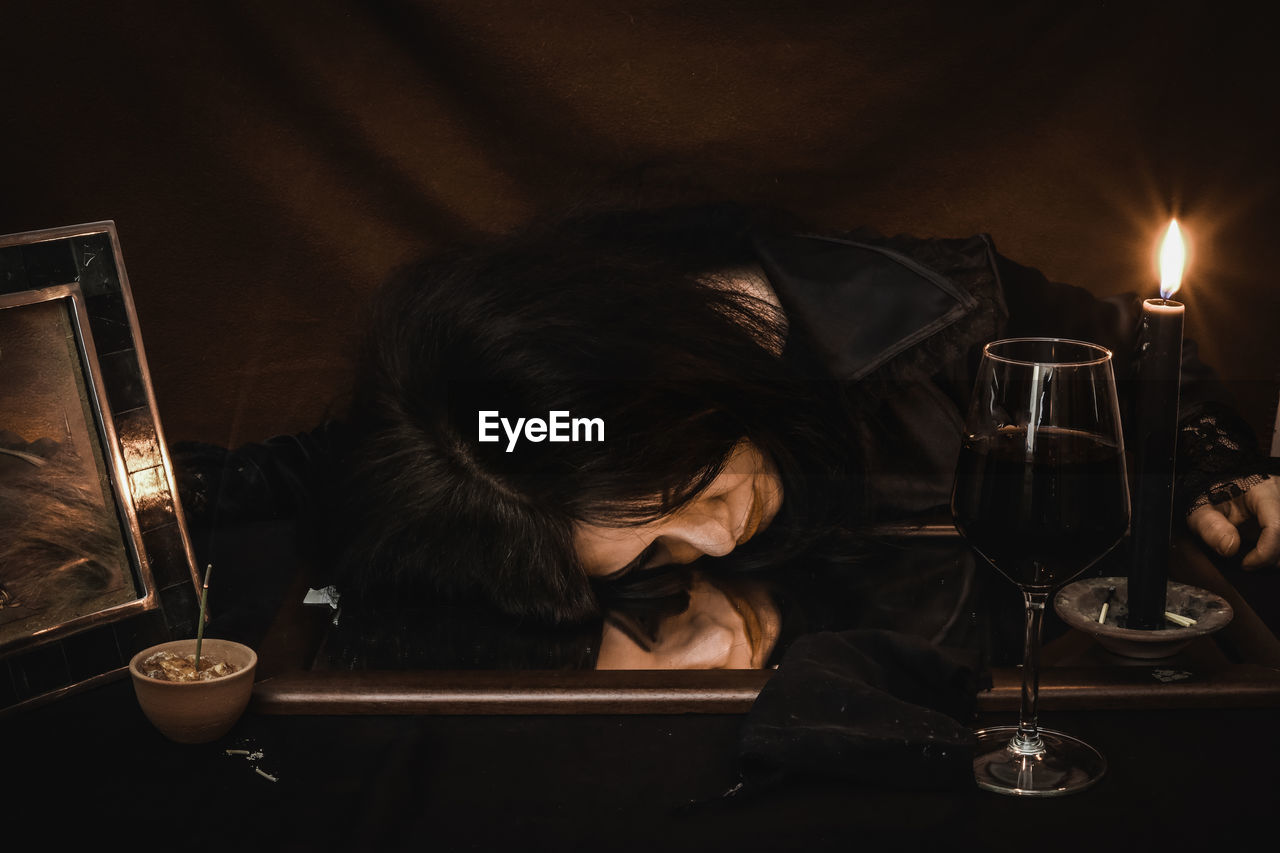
left=245, top=518, right=1280, bottom=715
left=596, top=571, right=781, bottom=670
left=312, top=533, right=988, bottom=672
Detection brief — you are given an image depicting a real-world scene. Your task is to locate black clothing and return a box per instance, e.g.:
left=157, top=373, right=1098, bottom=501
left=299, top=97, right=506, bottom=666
left=738, top=629, right=980, bottom=793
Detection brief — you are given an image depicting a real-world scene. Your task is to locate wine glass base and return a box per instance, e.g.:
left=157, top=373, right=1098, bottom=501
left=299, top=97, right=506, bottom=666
left=973, top=726, right=1106, bottom=797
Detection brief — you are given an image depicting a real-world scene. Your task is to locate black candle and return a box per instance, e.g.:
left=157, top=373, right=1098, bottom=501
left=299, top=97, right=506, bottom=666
left=1128, top=221, right=1186, bottom=630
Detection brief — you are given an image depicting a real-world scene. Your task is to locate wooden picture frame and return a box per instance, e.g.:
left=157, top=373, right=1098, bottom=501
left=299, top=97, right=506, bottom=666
left=0, top=222, right=200, bottom=715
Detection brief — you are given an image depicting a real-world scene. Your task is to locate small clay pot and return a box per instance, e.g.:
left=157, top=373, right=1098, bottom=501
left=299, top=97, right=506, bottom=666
left=129, top=638, right=258, bottom=744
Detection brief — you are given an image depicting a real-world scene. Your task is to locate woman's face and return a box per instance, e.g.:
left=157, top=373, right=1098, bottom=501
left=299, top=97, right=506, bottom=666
left=572, top=440, right=784, bottom=580
left=595, top=571, right=781, bottom=669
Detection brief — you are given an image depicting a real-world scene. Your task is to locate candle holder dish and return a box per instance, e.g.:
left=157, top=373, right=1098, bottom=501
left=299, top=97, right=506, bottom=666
left=1053, top=577, right=1233, bottom=659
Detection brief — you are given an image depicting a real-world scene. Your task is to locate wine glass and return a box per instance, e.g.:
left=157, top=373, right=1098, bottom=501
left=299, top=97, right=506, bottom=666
left=950, top=338, right=1130, bottom=796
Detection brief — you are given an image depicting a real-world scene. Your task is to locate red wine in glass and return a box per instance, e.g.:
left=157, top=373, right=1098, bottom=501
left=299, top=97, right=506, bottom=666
left=951, top=338, right=1130, bottom=796
left=953, top=426, right=1130, bottom=591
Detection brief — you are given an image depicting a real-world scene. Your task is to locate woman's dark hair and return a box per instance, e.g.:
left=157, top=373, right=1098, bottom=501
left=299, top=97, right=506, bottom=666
left=329, top=203, right=864, bottom=624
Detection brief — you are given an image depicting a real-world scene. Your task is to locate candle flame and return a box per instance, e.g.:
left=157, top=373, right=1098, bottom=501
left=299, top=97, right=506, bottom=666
left=1159, top=219, right=1185, bottom=299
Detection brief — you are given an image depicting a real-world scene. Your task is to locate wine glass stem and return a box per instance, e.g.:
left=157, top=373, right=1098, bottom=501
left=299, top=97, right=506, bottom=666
left=1012, top=590, right=1049, bottom=756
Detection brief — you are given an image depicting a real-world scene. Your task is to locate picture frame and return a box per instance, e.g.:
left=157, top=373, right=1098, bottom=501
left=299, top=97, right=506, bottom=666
left=0, top=222, right=201, bottom=715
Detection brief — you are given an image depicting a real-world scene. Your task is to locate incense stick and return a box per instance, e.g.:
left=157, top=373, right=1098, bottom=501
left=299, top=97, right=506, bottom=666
left=194, top=564, right=213, bottom=672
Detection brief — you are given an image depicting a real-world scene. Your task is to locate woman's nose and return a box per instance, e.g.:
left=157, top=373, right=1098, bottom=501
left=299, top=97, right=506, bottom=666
left=669, top=498, right=738, bottom=558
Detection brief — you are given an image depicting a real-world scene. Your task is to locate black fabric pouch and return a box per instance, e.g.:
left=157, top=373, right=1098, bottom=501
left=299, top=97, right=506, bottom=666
left=738, top=628, right=979, bottom=792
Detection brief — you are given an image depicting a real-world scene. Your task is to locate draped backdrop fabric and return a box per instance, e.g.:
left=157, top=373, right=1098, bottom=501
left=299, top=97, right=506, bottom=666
left=2, top=1, right=1277, bottom=449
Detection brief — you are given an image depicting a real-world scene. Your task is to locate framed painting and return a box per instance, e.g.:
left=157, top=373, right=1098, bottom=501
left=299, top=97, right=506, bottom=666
left=0, top=222, right=201, bottom=714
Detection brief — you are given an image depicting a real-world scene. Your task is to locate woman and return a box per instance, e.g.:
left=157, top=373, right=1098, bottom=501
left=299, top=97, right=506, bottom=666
left=178, top=203, right=1278, bottom=646
left=316, top=203, right=1279, bottom=629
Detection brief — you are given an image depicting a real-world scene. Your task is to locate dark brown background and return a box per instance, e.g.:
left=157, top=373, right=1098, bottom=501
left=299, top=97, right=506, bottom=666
left=3, top=0, right=1277, bottom=451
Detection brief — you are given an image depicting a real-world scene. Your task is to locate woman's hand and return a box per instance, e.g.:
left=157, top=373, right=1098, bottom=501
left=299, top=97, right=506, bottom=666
left=1187, top=477, right=1280, bottom=568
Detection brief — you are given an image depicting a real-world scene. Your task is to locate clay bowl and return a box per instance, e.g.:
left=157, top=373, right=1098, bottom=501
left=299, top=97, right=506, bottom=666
left=1053, top=577, right=1233, bottom=659
left=129, top=638, right=257, bottom=744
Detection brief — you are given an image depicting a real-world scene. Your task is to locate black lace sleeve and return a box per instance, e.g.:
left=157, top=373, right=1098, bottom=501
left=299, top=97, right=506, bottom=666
left=1174, top=403, right=1277, bottom=518
left=172, top=420, right=347, bottom=529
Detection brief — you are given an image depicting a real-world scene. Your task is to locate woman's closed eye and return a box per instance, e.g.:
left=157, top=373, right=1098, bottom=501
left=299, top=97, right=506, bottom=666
left=601, top=540, right=672, bottom=581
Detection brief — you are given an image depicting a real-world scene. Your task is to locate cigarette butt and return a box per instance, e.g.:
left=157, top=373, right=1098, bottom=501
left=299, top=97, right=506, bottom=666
left=1164, top=611, right=1196, bottom=627
left=1098, top=586, right=1116, bottom=625
left=254, top=767, right=278, bottom=782
left=224, top=749, right=251, bottom=755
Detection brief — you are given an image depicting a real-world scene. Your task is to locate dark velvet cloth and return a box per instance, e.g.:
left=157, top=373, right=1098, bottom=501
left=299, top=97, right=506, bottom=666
left=6, top=3, right=1279, bottom=458
left=737, top=629, right=979, bottom=794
